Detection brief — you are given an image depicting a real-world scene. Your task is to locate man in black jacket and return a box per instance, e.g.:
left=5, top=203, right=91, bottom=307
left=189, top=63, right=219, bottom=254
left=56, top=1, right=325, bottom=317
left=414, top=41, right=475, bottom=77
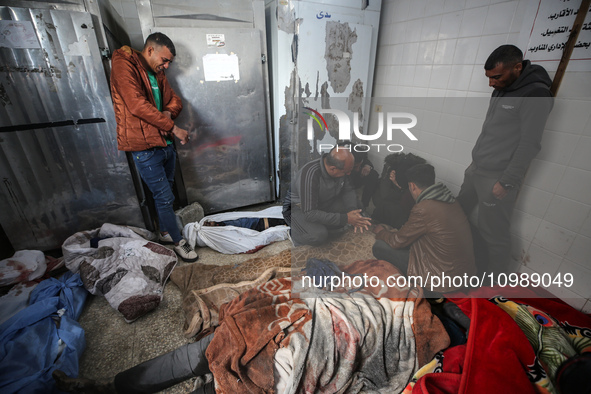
left=458, top=45, right=554, bottom=275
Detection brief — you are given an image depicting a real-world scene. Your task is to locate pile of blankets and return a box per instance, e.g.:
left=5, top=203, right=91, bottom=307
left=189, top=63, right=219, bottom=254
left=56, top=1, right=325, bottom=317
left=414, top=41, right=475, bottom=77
left=205, top=259, right=450, bottom=393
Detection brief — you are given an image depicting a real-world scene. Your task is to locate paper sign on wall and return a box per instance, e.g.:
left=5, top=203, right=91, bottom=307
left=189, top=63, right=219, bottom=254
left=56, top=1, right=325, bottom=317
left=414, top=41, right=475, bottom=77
left=203, top=53, right=240, bottom=81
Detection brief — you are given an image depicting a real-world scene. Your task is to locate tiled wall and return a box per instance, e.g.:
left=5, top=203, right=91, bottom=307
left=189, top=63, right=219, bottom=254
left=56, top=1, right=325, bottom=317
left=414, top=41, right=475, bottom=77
left=369, top=0, right=591, bottom=312
left=107, top=0, right=144, bottom=49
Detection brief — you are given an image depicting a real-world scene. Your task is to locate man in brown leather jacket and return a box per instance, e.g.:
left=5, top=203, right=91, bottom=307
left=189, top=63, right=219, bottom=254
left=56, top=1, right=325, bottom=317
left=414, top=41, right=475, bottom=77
left=111, top=32, right=197, bottom=262
left=372, top=164, right=476, bottom=293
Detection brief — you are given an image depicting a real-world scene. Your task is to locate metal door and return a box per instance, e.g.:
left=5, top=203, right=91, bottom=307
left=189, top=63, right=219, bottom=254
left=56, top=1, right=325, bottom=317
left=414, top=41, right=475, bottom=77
left=156, top=26, right=274, bottom=214
left=0, top=7, right=144, bottom=250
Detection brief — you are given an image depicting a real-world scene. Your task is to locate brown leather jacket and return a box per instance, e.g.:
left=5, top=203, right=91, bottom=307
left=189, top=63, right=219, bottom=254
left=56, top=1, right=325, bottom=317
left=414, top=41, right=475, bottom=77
left=376, top=199, right=476, bottom=292
left=110, top=46, right=182, bottom=151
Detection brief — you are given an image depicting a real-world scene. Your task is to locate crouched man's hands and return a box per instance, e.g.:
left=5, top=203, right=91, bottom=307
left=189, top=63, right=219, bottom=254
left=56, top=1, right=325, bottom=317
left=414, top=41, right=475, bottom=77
left=347, top=209, right=372, bottom=233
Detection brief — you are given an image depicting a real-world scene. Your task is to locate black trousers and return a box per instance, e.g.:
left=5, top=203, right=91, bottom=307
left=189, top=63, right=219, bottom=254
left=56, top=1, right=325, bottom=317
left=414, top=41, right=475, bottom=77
left=113, top=334, right=215, bottom=394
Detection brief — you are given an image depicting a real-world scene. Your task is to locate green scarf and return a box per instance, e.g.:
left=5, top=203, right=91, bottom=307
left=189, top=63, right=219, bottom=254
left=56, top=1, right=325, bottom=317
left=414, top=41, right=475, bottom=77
left=416, top=182, right=455, bottom=204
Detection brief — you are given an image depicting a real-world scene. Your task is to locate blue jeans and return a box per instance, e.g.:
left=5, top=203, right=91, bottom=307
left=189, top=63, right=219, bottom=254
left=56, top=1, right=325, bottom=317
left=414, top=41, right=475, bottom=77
left=132, top=145, right=181, bottom=243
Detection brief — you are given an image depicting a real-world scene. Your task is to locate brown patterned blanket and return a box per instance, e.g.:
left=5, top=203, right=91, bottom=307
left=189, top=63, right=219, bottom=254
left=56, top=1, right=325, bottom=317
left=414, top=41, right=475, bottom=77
left=170, top=230, right=377, bottom=338
left=205, top=259, right=450, bottom=393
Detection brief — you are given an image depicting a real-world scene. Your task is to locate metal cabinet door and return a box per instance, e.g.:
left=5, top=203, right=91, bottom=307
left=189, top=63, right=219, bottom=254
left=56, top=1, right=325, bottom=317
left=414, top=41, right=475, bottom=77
left=156, top=27, right=274, bottom=214
left=0, top=7, right=144, bottom=250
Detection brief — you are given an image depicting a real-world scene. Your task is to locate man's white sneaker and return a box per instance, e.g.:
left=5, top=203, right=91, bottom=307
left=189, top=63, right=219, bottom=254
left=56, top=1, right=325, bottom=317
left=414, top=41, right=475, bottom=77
left=174, top=239, right=199, bottom=262
left=158, top=232, right=174, bottom=245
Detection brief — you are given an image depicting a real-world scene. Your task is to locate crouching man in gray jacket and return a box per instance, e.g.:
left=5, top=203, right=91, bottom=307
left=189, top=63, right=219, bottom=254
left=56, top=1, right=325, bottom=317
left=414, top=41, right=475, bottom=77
left=283, top=146, right=372, bottom=246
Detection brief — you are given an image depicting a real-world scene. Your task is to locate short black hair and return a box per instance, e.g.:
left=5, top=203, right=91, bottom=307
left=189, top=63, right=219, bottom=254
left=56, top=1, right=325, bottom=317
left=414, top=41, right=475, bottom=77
left=381, top=152, right=426, bottom=189
left=484, top=45, right=522, bottom=70
left=145, top=32, right=176, bottom=57
left=406, top=163, right=435, bottom=189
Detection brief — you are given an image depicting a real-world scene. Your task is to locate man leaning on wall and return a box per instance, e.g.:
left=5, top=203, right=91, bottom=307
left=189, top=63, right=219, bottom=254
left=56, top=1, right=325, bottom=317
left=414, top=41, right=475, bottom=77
left=457, top=44, right=554, bottom=276
left=110, top=32, right=198, bottom=262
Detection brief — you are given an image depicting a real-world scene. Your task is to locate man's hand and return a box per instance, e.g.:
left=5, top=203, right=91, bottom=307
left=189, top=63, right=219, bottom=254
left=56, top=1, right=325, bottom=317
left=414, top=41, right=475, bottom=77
left=347, top=209, right=372, bottom=233
left=172, top=125, right=190, bottom=145
left=361, top=164, right=372, bottom=177
left=162, top=110, right=172, bottom=119
left=492, top=181, right=508, bottom=200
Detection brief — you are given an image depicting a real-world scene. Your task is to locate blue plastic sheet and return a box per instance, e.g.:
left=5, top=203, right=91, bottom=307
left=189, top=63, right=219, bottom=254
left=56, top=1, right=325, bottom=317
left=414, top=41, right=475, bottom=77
left=0, top=272, right=88, bottom=393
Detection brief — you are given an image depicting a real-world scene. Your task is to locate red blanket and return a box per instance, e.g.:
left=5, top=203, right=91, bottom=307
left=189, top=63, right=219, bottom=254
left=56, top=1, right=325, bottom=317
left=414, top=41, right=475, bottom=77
left=412, top=286, right=591, bottom=394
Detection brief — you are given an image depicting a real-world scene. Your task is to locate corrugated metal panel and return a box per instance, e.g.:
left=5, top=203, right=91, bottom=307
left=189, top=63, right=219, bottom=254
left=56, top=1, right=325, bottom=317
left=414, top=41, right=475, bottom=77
left=0, top=6, right=143, bottom=250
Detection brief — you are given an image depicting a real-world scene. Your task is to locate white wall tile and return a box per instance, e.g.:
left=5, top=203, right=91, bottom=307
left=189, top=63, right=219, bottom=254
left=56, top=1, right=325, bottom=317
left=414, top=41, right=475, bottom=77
left=439, top=12, right=462, bottom=39
left=427, top=88, right=447, bottom=97
left=430, top=65, right=453, bottom=89
left=524, top=159, right=566, bottom=194
left=421, top=16, right=442, bottom=41
left=510, top=0, right=528, bottom=34
left=545, top=286, right=587, bottom=310
left=390, top=23, right=406, bottom=45
left=556, top=72, right=591, bottom=100
left=545, top=99, right=591, bottom=135
left=445, top=160, right=467, bottom=188
left=476, top=34, right=510, bottom=65
left=389, top=44, right=404, bottom=65
left=408, top=0, right=426, bottom=20
left=565, top=234, right=591, bottom=267
left=458, top=6, right=487, bottom=37
left=434, top=39, right=457, bottom=64
left=450, top=139, right=473, bottom=166
left=544, top=196, right=590, bottom=233
left=579, top=212, right=591, bottom=239
left=582, top=300, right=591, bottom=314
left=399, top=65, right=416, bottom=86
left=417, top=41, right=437, bottom=64
left=419, top=110, right=441, bottom=133
left=468, top=64, right=490, bottom=92
left=461, top=96, right=489, bottom=118
left=427, top=131, right=457, bottom=157
left=444, top=0, right=467, bottom=13
left=537, top=130, right=579, bottom=166
left=533, top=220, right=576, bottom=256
left=447, top=64, right=474, bottom=91
left=558, top=259, right=591, bottom=299
left=511, top=209, right=542, bottom=241
left=402, top=42, right=420, bottom=64
left=453, top=37, right=480, bottom=64
left=424, top=0, right=446, bottom=16
left=455, top=115, right=482, bottom=143
left=556, top=167, right=591, bottom=205
left=442, top=95, right=466, bottom=115
left=483, top=1, right=516, bottom=36
left=524, top=243, right=562, bottom=276
left=414, top=66, right=432, bottom=87
left=437, top=113, right=461, bottom=138
left=391, top=0, right=410, bottom=22
left=405, top=20, right=424, bottom=42
left=514, top=185, right=553, bottom=218
left=569, top=136, right=591, bottom=171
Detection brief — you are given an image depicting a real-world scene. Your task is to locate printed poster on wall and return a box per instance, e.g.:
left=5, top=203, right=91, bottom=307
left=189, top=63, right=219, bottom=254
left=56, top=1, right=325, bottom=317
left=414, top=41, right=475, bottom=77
left=524, top=0, right=591, bottom=70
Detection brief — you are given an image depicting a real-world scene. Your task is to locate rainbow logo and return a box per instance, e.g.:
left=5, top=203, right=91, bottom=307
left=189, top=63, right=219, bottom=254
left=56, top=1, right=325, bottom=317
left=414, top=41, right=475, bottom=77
left=304, top=107, right=328, bottom=132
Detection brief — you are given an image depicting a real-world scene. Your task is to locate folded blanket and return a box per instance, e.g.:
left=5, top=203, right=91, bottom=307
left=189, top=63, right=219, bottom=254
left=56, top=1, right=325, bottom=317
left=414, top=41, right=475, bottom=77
left=62, top=223, right=177, bottom=322
left=206, top=259, right=450, bottom=393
